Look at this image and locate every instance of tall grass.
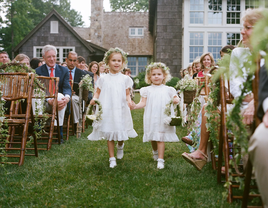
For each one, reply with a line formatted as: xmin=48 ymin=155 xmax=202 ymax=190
xmin=0 ymin=94 xmax=241 ymax=207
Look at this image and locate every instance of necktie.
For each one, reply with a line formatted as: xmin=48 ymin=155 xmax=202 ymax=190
xmin=69 ymin=70 xmax=73 ymax=87
xmin=49 ymin=67 xmax=55 ymax=94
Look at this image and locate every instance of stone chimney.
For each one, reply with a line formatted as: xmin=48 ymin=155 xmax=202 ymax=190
xmin=90 ymin=0 xmax=103 ymax=46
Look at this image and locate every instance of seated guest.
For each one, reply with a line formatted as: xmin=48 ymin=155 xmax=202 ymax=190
xmin=0 ymin=51 xmax=10 ymax=64
xmin=13 ymin=54 xmax=30 ymax=68
xmin=192 ymin=58 xmax=201 ymax=79
xmin=197 ymin=52 xmax=215 ymax=77
xmin=30 ymin=58 xmax=42 ymax=69
xmin=65 ymin=51 xmax=93 ymax=126
xmin=61 ymin=62 xmax=67 ymax=67
xmin=35 ymin=45 xmax=71 ymax=144
xmin=99 ymin=61 xmax=106 ymax=77
xmin=77 ymin=56 xmax=87 ymax=71
xmin=89 ymin=61 xmax=100 ymax=88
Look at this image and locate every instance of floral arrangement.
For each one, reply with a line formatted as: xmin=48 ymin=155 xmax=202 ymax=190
xmin=79 ymin=74 xmax=94 ymax=92
xmin=85 ymin=99 xmax=103 ymax=125
xmin=163 ymin=99 xmax=182 ymax=126
xmin=103 ymin=47 xmax=128 ymax=65
xmin=146 ymin=62 xmax=170 ymax=72
xmin=175 ymin=75 xmax=198 ymax=91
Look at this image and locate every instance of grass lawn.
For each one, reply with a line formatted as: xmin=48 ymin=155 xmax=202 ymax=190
xmin=0 ymin=94 xmax=242 ymax=207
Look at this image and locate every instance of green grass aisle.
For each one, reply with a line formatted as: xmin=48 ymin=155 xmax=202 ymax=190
xmin=0 ymin=95 xmax=241 ymax=207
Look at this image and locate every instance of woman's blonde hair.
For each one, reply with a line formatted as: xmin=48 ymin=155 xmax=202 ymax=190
xmin=145 ymin=62 xmax=171 ymax=84
xmin=242 ymin=8 xmax=266 ymax=26
xmin=200 ymin=52 xmax=215 ymax=70
xmin=13 ymin=54 xmax=30 ymax=63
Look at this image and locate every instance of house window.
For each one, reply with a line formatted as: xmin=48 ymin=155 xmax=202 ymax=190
xmin=190 ymin=0 xmax=204 ymax=24
xmin=245 ymin=0 xmax=260 ymax=9
xmin=208 ymin=33 xmax=222 ymax=61
xmin=227 ymin=0 xmax=240 ymax=24
xmin=208 ymin=0 xmax=222 ymax=24
xmin=189 ymin=32 xmax=204 ymax=62
xmin=33 ymin=46 xmax=75 ymax=62
xmin=50 ymin=21 xmax=59 ymax=34
xmin=129 ymin=27 xmax=144 ymax=37
xmin=127 ymin=57 xmax=148 ymax=76
xmin=227 ymin=33 xmax=241 ymax=46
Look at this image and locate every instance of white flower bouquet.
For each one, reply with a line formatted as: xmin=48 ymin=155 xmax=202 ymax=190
xmin=80 ymin=74 xmax=94 ymax=92
xmin=85 ymin=99 xmax=102 ymax=126
xmin=175 ymin=75 xmax=198 ymax=91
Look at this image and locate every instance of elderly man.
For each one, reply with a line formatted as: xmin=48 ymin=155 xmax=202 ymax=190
xmin=65 ymin=51 xmax=93 ymax=128
xmin=0 ymin=51 xmax=10 ymax=64
xmin=35 ymin=45 xmax=72 ymax=142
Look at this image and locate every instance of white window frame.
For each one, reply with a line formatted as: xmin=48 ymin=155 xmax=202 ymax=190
xmin=129 ymin=27 xmax=144 ymax=37
xmin=189 ymin=0 xmax=204 ymax=24
xmin=208 ymin=32 xmax=222 ymax=62
xmin=33 ymin=46 xmax=75 ymax=63
xmin=127 ymin=56 xmax=148 ymax=77
xmin=50 ymin=21 xmax=59 ymax=34
xmin=189 ymin=32 xmax=204 ymax=63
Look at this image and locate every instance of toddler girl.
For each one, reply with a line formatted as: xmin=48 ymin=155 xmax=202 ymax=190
xmin=132 ymin=62 xmax=180 ymax=169
xmin=88 ymin=47 xmax=137 ymax=168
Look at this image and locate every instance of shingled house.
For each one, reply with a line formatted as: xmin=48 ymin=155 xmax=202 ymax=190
xmin=73 ymin=0 xmax=153 ymax=77
xmin=149 ymin=0 xmax=268 ymax=75
xmin=14 ymin=9 xmax=107 ymax=63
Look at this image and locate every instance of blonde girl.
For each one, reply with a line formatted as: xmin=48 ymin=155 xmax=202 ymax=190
xmin=197 ymin=52 xmax=215 ymax=77
xmin=88 ymin=48 xmax=137 ymax=168
xmin=132 ymin=63 xmax=180 ymax=169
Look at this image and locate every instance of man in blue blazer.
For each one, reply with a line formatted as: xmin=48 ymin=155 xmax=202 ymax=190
xmin=35 ymin=45 xmax=72 ymax=141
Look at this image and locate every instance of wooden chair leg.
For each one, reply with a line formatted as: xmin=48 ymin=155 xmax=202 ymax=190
xmin=242 ymin=159 xmax=253 ymax=208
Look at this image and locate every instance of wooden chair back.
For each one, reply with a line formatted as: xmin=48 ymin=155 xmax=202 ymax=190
xmin=32 ymin=76 xmax=60 ymax=150
xmin=0 ymin=73 xmax=35 ymax=166
xmin=242 ymin=59 xmax=262 ymax=207
xmin=195 ymin=75 xmax=211 ymax=96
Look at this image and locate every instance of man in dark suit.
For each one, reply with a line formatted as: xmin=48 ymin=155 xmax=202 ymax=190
xmin=249 ymin=63 xmax=268 ymax=206
xmin=35 ymin=45 xmax=72 ymax=141
xmin=65 ymin=51 xmax=93 ymax=126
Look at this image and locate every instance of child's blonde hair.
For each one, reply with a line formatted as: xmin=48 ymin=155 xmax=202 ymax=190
xmin=145 ymin=62 xmax=172 ymax=85
xmin=103 ymin=47 xmax=128 ymax=70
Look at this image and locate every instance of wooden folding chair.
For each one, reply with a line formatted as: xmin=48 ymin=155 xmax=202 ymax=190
xmin=31 ymin=76 xmax=61 ymax=150
xmin=242 ymin=60 xmax=262 ymax=208
xmin=0 ymin=72 xmax=36 ymax=166
xmin=62 ymin=79 xmax=75 ymax=141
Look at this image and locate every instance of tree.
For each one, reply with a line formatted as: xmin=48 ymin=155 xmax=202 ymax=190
xmin=110 ymin=0 xmax=149 ymax=12
xmin=0 ymin=0 xmax=84 ymax=57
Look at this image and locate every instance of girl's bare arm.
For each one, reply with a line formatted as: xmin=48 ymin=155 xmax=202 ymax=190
xmin=90 ymin=88 xmax=101 ymax=105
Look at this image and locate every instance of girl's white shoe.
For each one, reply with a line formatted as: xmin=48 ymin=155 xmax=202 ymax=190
xmin=116 ymin=143 xmax=124 ymax=159
xmin=157 ymin=158 xmax=165 ymax=169
xmin=109 ymin=157 xmax=117 ymax=168
xmin=152 ymin=150 xmax=158 ymax=161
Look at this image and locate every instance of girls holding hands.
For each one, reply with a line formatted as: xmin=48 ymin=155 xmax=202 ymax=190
xmin=132 ymin=63 xmax=180 ymax=169
xmin=88 ymin=48 xmax=137 ymax=168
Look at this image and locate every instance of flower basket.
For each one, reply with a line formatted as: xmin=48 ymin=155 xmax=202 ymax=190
xmin=184 ymin=90 xmax=196 ymax=104
xmin=85 ymin=105 xmax=94 ymax=126
xmin=85 ymin=99 xmax=102 ymax=126
xmin=169 ymin=104 xmax=182 ymax=126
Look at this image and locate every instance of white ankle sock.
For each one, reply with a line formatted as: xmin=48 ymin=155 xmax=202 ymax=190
xmin=117 ymin=143 xmax=124 ymax=159
xmin=152 ymin=150 xmax=158 ymax=161
xmin=109 ymin=157 xmax=117 ymax=168
xmin=157 ymin=158 xmax=165 ymax=169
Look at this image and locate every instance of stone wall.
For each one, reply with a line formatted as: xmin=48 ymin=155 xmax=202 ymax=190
xmin=101 ymin=12 xmax=153 ymax=55
xmin=154 ymin=0 xmax=182 ymax=77
xmin=90 ymin=0 xmax=103 ymax=46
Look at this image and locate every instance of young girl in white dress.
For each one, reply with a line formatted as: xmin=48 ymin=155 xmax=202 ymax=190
xmin=132 ymin=63 xmax=180 ymax=169
xmin=88 ymin=48 xmax=137 ymax=168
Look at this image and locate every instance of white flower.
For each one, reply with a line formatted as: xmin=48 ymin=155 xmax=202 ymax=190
xmin=87 ymin=115 xmax=96 ymax=120
xmin=134 ymin=79 xmax=139 ymax=84
xmin=0 ymin=117 xmax=5 ymax=122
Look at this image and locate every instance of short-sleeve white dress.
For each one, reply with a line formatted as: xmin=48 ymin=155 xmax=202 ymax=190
xmin=140 ymin=84 xmax=179 ymax=142
xmin=88 ymin=72 xmax=138 ymax=141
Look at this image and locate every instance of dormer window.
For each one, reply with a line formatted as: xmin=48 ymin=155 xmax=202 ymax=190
xmin=129 ymin=27 xmax=144 ymax=37
xmin=50 ymin=21 xmax=59 ymax=33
